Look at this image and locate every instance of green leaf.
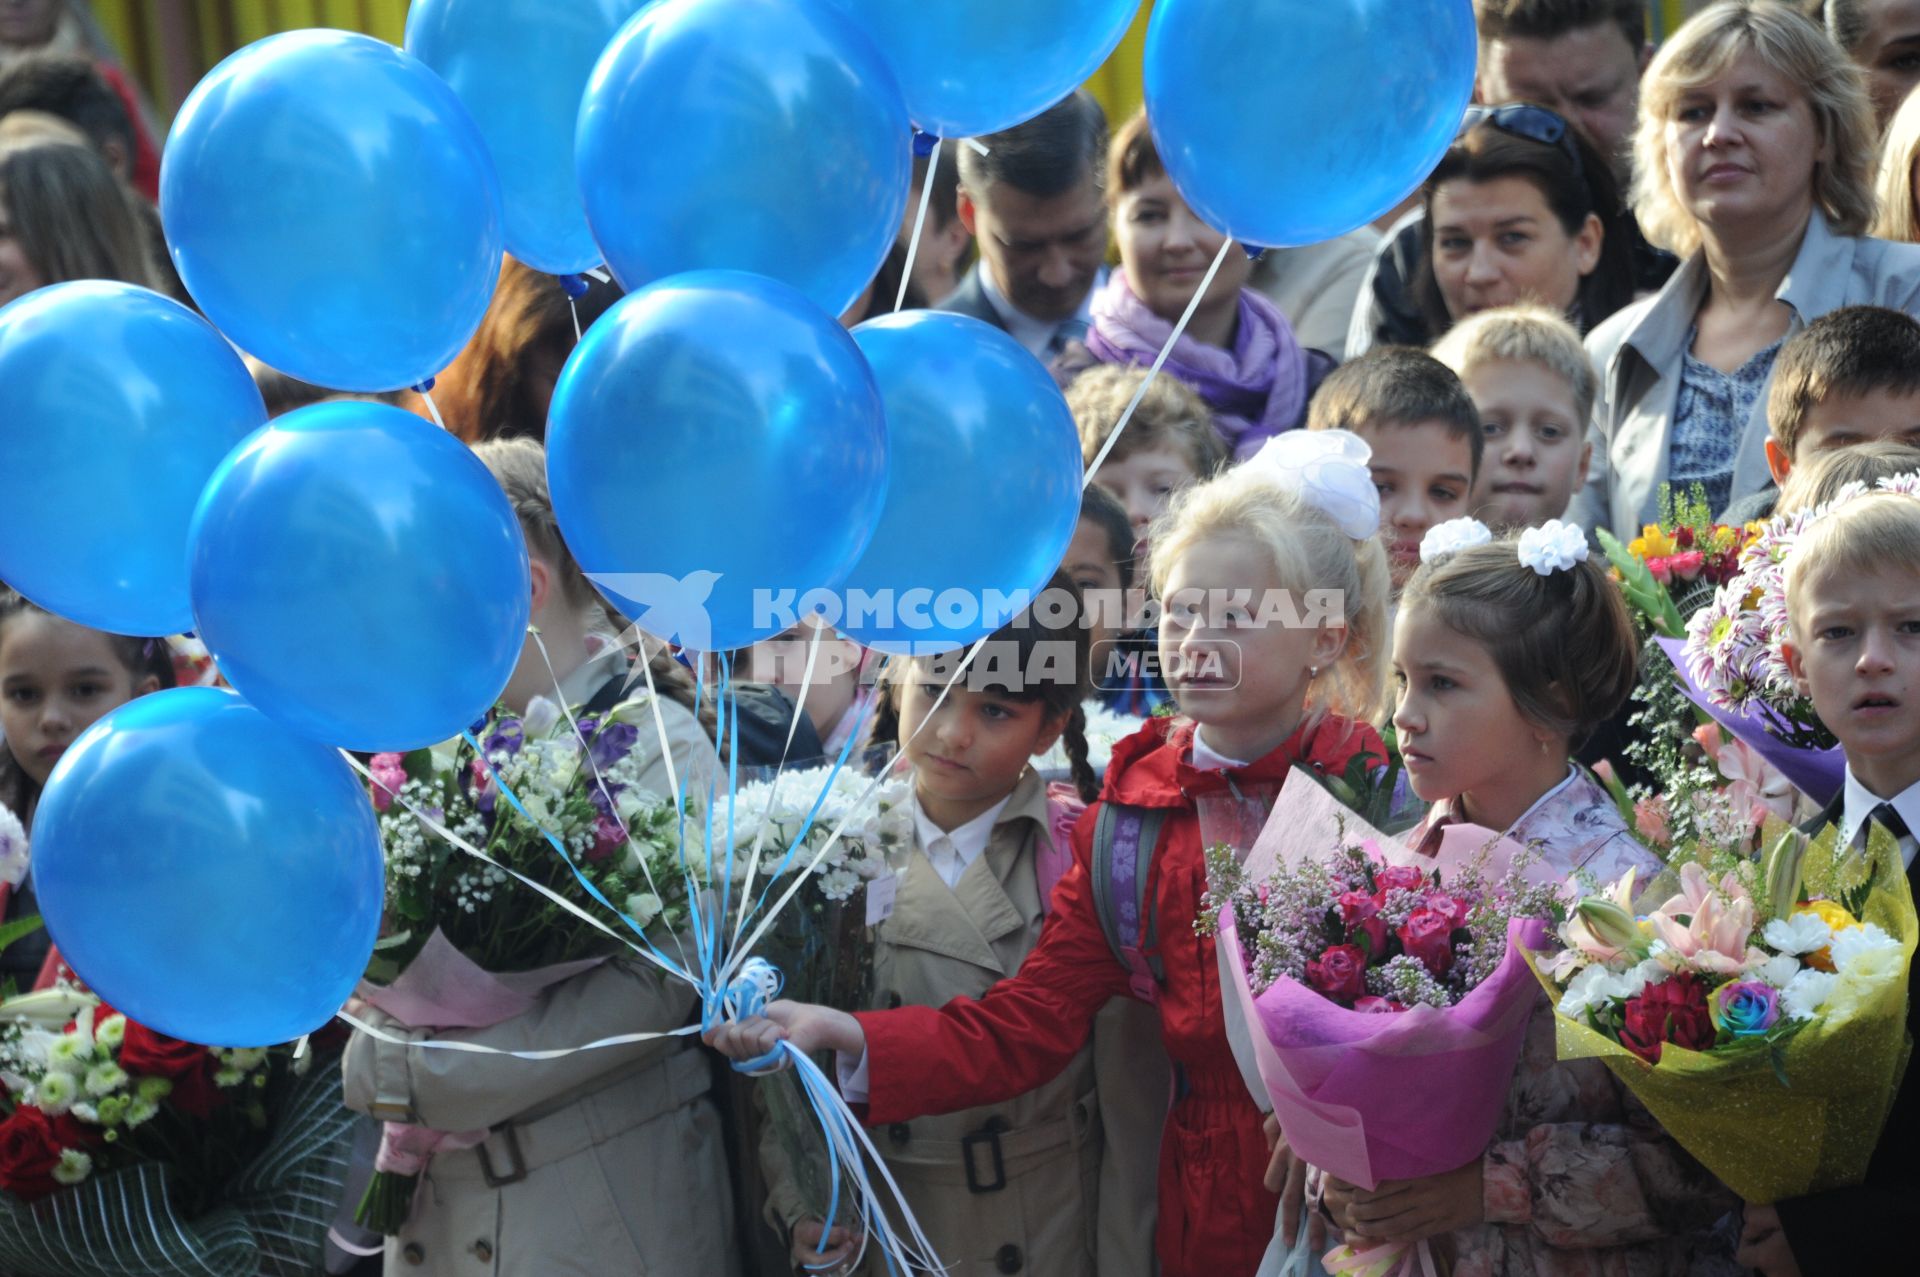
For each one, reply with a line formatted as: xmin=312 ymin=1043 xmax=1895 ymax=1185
xmin=1769 ymin=1042 xmax=1792 ymax=1089
xmin=1596 ymin=528 xmax=1686 ymax=639
xmin=0 ymin=914 xmax=43 ymax=956
xmin=371 ymin=930 xmax=413 ymax=952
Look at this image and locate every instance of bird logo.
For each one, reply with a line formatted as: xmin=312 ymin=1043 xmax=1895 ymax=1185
xmin=586 ymin=569 xmax=720 ymax=652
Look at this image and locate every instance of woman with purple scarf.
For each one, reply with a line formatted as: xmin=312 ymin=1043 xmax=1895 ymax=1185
xmin=1073 ymin=110 xmax=1336 ymax=461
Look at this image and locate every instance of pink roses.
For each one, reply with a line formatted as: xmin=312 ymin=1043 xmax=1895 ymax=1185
xmin=1307 ymin=944 xmax=1369 ymax=1003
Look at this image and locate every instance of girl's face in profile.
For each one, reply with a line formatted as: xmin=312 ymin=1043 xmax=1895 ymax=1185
xmin=0 ymin=612 xmax=156 ymax=788
xmin=896 ymin=660 xmax=1062 ymax=829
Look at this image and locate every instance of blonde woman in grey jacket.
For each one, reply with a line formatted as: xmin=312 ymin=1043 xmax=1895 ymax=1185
xmin=1571 ymin=0 xmax=1920 ymax=539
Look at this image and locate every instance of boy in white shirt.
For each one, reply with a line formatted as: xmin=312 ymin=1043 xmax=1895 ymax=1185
xmin=1746 ymin=489 xmax=1920 ymax=1277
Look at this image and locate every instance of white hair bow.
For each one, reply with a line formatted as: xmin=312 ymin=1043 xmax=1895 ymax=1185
xmin=1517 ymin=519 xmax=1589 ymax=575
xmin=1420 ymin=518 xmax=1492 ymax=563
xmin=1242 ymin=429 xmax=1380 ymax=541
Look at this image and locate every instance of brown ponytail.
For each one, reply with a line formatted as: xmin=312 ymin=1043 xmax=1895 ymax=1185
xmin=1399 ymin=542 xmax=1637 ymax=749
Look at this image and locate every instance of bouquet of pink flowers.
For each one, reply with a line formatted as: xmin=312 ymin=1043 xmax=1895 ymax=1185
xmin=1531 ymin=823 xmax=1915 ymax=1202
xmin=1203 ymin=772 xmax=1565 ymax=1276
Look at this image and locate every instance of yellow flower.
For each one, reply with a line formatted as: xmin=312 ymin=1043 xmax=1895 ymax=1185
xmin=1795 ymin=899 xmax=1859 ymax=972
xmin=1630 ymin=524 xmax=1677 ymax=560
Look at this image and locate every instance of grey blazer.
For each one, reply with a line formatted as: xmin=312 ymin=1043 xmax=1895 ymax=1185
xmin=934 ymin=264 xmax=1007 ymax=329
xmin=1571 ymin=211 xmax=1920 ymax=539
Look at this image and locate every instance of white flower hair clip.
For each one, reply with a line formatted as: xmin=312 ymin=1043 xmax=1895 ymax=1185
xmin=1242 ymin=429 xmax=1380 ymax=541
xmin=1517 ymin=519 xmax=1589 ymax=576
xmin=1420 ymin=518 xmax=1492 ymax=563
xmin=1876 ymin=470 xmax=1920 ymax=498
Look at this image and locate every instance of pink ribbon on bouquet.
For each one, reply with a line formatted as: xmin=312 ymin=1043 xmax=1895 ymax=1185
xmin=358 ymin=931 xmax=607 ymax=1194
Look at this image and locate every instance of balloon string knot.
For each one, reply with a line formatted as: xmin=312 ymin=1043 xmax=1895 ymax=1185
xmin=558 ymin=274 xmax=590 ymax=300
xmin=411 ymin=376 xmax=436 ymax=394
xmin=911 ymin=128 xmax=939 ymax=158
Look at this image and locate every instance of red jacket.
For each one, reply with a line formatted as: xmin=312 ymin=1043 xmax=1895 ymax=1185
xmin=857 ymin=714 xmax=1385 ymax=1277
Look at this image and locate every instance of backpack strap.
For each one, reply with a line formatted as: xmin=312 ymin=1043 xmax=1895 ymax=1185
xmin=1090 ymin=802 xmax=1169 ymax=1003
xmin=1036 ymin=783 xmax=1086 ymax=917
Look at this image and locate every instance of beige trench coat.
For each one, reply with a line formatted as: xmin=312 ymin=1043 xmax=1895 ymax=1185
xmin=343 ymin=962 xmax=738 ymax=1277
xmin=759 ymin=769 xmax=1164 ymax=1277
xmin=341 ymin=672 xmax=734 ymax=1277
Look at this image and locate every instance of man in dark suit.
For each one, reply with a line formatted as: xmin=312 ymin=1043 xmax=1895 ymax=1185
xmin=939 ymin=90 xmax=1109 ymax=361
xmin=1737 ymin=497 xmax=1920 ymax=1277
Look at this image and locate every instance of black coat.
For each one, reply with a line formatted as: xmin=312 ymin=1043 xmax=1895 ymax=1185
xmin=1777 ymin=794 xmax=1918 ymax=1275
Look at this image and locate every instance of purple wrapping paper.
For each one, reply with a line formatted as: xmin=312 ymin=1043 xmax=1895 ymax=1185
xmin=1654 ymin=636 xmax=1844 ymax=807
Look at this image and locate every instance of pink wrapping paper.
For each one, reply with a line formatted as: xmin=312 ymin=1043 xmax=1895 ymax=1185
xmin=1220 ymin=771 xmax=1549 ymax=1191
xmin=355 ymin=930 xmax=608 ymax=1181
xmin=357 ymin=928 xmax=605 ymax=1029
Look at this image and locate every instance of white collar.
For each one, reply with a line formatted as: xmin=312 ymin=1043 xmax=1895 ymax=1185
xmin=557 ymin=638 xmax=626 ymax=709
xmin=976 ymin=263 xmax=1102 ymax=359
xmin=1839 ymin=767 xmax=1920 ymax=869
xmin=1191 ymin=726 xmax=1252 ymax=772
xmin=911 ymin=791 xmax=1014 ymax=874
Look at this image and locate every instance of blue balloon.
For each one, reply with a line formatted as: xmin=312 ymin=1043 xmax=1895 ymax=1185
xmin=577 ymin=0 xmax=910 ymax=316
xmin=843 ymin=313 xmax=1081 ymax=654
xmin=32 ymin=688 xmax=383 ymax=1046
xmin=828 ymin=0 xmax=1142 ymax=138
xmin=188 ymin=402 xmax=530 ymax=752
xmin=161 ymin=30 xmax=505 ymax=392
xmin=547 ymin=271 xmax=888 ymax=653
xmin=1144 ymin=0 xmax=1476 ymax=246
xmin=0 ymin=282 xmax=266 ymax=636
xmin=406 ymin=0 xmax=647 ymax=275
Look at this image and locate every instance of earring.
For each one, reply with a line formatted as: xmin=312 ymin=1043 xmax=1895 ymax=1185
xmin=1308 ymin=666 xmax=1320 ymax=678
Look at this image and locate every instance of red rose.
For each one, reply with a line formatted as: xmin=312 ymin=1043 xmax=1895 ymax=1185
xmin=1397 ymin=908 xmax=1456 ymax=978
xmin=117 ymin=1022 xmax=226 ymax=1118
xmin=1353 ymin=996 xmax=1408 ymax=1014
xmin=1306 ymin=944 xmax=1368 ymax=1005
xmin=0 ymin=1107 xmax=92 ymax=1201
xmin=1337 ymin=891 xmax=1389 ymax=955
xmin=1374 ymin=865 xmax=1427 ymax=895
xmin=1420 ymin=890 xmax=1472 ymax=930
xmin=1620 ymin=973 xmax=1715 ymax=1063
xmin=1668 ymin=550 xmax=1706 ymax=582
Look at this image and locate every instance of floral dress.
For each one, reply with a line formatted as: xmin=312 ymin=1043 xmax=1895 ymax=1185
xmin=1415 ymin=768 xmax=1743 ymax=1276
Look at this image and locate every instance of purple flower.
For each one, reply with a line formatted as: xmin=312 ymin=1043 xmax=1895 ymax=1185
xmin=589 ymin=779 xmax=624 ymax=816
xmin=483 ymin=719 xmax=524 ymax=757
xmin=588 ymin=721 xmax=640 ymax=770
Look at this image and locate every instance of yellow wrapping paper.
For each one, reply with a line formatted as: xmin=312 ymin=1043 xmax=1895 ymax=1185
xmin=1528 ymin=825 xmax=1915 ymax=1204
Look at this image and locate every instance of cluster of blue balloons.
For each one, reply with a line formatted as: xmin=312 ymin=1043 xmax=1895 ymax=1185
xmin=0 ymin=0 xmax=1478 ymax=1046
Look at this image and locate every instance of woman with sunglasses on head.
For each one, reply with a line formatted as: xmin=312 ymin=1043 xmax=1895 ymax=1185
xmin=1571 ymin=0 xmax=1920 ymax=539
xmin=1416 ymin=103 xmax=1640 ymax=343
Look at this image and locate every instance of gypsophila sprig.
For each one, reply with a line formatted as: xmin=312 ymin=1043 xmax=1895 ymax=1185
xmin=1201 ymin=817 xmax=1566 ymax=1009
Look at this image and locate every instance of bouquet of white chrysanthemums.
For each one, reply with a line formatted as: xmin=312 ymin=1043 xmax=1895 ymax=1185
xmin=723 ymin=762 xmax=914 ymax=904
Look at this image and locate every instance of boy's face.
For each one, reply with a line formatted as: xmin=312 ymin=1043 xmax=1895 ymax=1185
xmin=1091 ymin=444 xmax=1202 ymax=559
xmin=1784 ymin=564 xmax=1920 ymax=798
xmin=1356 ymin=419 xmax=1476 ymax=591
xmin=1462 ymin=359 xmax=1591 ymax=531
xmin=1771 ymin=387 xmax=1920 ymax=482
